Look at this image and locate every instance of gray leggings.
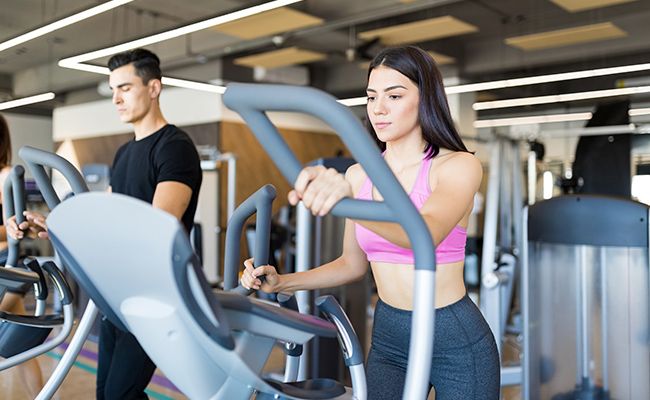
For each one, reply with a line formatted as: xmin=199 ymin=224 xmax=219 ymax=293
xmin=366 ymin=294 xmax=500 ymax=399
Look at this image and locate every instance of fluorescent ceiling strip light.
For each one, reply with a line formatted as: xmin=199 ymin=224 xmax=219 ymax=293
xmin=59 ymin=0 xmax=302 ymax=66
xmin=445 ymin=63 xmax=650 ymax=95
xmin=339 ymin=63 xmax=650 ymax=106
xmin=62 ymin=62 xmax=226 ymax=93
xmin=474 ymin=85 xmax=650 ymax=110
xmin=0 ymin=0 xmax=134 ymax=53
xmin=0 ymin=92 xmax=55 ymax=111
xmin=474 ymin=112 xmax=593 ymax=128
xmin=58 ymin=0 xmax=301 ymax=94
xmin=630 ymin=107 xmax=650 ymax=116
xmin=162 ymin=77 xmax=226 ymax=94
xmin=337 ymin=97 xmax=367 ymax=106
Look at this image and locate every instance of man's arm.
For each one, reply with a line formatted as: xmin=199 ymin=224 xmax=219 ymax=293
xmin=151 ymin=181 xmax=193 ymax=221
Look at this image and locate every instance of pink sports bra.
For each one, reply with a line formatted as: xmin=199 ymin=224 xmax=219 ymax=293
xmin=354 ymin=154 xmax=467 ymax=265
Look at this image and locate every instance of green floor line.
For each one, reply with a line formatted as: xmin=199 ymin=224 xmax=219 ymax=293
xmin=46 ymin=352 xmax=97 ymax=374
xmin=45 ymin=351 xmax=181 ymax=400
xmin=144 ymin=389 xmax=179 ymax=400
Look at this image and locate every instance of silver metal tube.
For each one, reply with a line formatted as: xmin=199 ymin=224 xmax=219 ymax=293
xmin=600 ymin=247 xmax=608 ymax=390
xmin=402 ymin=269 xmax=435 ymax=400
xmin=284 ymin=354 xmax=300 ymax=383
xmin=575 ymin=246 xmax=582 ymax=385
xmin=227 ymin=155 xmax=237 ymax=221
xmin=0 ymin=304 xmax=74 ymax=371
xmin=35 ymin=301 xmax=99 ymax=400
xmin=527 ymin=150 xmax=537 ymax=206
xmin=481 ymin=139 xmax=502 ymax=277
xmin=350 ymin=364 xmax=367 ymax=400
xmin=501 ymin=365 xmax=523 ymax=386
xmin=295 ymin=202 xmax=312 ymax=381
xmin=522 ymin=207 xmax=530 ymax=400
xmin=580 ymin=246 xmax=589 ymax=381
xmin=34 ymin=298 xmax=46 ymax=316
xmin=480 ymin=138 xmax=503 ymax=355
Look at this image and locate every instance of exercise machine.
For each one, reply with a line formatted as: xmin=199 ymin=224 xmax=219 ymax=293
xmin=0 ymin=164 xmax=75 ymax=394
xmin=16 ymin=145 xmax=100 ymax=400
xmin=43 ymin=83 xmax=437 ymax=399
xmin=523 ymin=195 xmax=649 ymax=400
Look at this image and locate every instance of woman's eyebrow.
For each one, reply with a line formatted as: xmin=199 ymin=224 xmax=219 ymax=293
xmin=366 ymin=85 xmax=408 ymax=93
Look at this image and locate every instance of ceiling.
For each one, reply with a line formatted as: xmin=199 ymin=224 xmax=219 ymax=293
xmin=2 ymin=0 xmax=650 ymax=123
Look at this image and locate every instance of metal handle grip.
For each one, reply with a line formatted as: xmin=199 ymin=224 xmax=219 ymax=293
xmin=3 ymin=165 xmax=26 ymax=268
xmin=315 ymin=295 xmax=364 ymax=367
xmin=19 ymin=146 xmax=89 ymax=209
xmin=41 ymin=261 xmax=74 ymax=306
xmin=23 ymin=259 xmax=49 ymax=301
xmin=223 ymin=184 xmax=276 ymax=295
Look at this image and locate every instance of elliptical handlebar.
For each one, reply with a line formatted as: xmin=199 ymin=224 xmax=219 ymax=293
xmin=223 ymin=184 xmax=276 ymax=295
xmin=2 ymin=166 xmax=49 ymax=301
xmin=3 ymin=165 xmax=27 ymax=268
xmin=223 ymin=82 xmax=436 ymax=400
xmin=18 ymin=146 xmax=89 ymax=209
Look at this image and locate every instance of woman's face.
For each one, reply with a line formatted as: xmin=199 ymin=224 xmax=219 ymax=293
xmin=366 ymin=66 xmax=420 ymax=145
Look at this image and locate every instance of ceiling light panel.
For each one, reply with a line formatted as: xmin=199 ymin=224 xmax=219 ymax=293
xmin=549 ymin=0 xmax=639 ymax=13
xmin=505 ymin=22 xmax=627 ymax=51
xmin=428 ymin=51 xmax=456 ymax=65
xmin=210 ymin=7 xmax=323 ymax=40
xmin=233 ymin=47 xmax=327 ymax=69
xmin=358 ymin=16 xmax=478 ymax=45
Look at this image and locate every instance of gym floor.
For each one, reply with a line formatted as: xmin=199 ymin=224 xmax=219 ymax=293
xmin=0 ymin=294 xmax=522 ymax=399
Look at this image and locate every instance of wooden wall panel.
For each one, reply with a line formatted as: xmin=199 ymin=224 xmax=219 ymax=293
xmin=219 ymin=121 xmax=353 ymax=274
xmin=71 ymin=133 xmax=132 ymax=167
xmin=69 ymin=122 xmax=219 ymax=169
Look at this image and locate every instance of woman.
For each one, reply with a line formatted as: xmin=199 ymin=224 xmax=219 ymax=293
xmin=0 ymin=113 xmax=44 ymax=398
xmin=242 ymin=45 xmax=500 ymax=399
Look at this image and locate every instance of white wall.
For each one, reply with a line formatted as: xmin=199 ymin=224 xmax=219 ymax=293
xmin=53 ymin=87 xmax=336 ymax=141
xmin=2 ymin=112 xmax=54 ymax=178
xmin=53 ymin=87 xmax=225 ymax=141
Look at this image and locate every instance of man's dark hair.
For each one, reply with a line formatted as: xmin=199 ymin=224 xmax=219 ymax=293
xmin=108 ymin=48 xmax=162 ymax=85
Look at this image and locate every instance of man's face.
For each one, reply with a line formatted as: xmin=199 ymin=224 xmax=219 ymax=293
xmin=109 ymin=63 xmax=155 ymax=125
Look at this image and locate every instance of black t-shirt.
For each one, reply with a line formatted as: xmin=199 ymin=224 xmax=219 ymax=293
xmin=111 ymin=124 xmax=202 ymax=233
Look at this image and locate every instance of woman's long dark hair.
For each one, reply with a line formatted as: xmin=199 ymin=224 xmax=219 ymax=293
xmin=365 ymin=44 xmax=469 ymax=158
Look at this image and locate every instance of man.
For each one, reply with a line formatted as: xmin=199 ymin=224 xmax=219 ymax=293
xmin=8 ymin=48 xmax=202 ymax=399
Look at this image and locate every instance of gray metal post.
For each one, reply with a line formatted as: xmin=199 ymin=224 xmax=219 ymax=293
xmin=527 ymin=149 xmax=537 ymax=206
xmin=481 ymin=137 xmax=504 ymax=355
xmin=295 ymin=202 xmax=313 ymax=381
xmin=522 ymin=206 xmax=531 ymax=400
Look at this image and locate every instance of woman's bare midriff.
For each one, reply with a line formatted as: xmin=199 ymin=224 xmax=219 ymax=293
xmin=371 ymin=259 xmax=466 ymax=310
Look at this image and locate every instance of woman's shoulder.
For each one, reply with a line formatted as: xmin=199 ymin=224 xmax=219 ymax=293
xmin=435 ymin=150 xmax=481 ymax=173
xmin=430 ymin=150 xmax=482 ymax=188
xmin=344 ymin=163 xmax=368 ymax=191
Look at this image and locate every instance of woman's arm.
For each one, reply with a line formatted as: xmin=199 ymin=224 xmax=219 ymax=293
xmin=241 ymin=217 xmax=369 ymax=293
xmin=242 ymin=165 xmax=369 ymax=293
